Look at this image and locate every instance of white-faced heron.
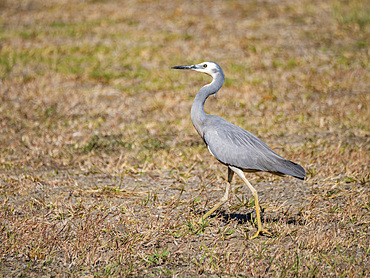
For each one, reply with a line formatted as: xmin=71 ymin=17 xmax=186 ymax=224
xmin=171 ymin=61 xmax=305 ymax=238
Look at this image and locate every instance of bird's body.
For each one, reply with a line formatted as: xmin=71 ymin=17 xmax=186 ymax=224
xmin=195 ymin=113 xmax=305 ymax=179
xmin=172 ymin=61 xmax=305 ymax=238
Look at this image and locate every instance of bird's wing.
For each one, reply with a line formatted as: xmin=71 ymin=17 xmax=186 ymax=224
xmin=203 ymin=116 xmax=305 ymax=179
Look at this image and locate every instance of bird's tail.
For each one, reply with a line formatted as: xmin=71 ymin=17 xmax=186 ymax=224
xmin=276 ymin=159 xmax=306 ymax=180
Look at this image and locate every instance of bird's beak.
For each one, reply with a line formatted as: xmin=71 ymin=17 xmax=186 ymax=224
xmin=171 ymin=65 xmax=197 ymax=70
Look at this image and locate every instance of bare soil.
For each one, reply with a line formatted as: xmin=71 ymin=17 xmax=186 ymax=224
xmin=0 ymin=0 xmax=369 ymax=277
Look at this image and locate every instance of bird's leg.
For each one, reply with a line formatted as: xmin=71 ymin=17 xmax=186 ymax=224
xmin=197 ymin=167 xmax=233 ymax=225
xmin=227 ymin=166 xmax=234 ymax=183
xmin=197 ymin=183 xmax=230 ymax=224
xmin=229 ymin=166 xmax=272 ymax=239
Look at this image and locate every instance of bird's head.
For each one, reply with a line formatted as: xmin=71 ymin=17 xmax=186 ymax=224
xmin=171 ymin=61 xmax=224 ymax=79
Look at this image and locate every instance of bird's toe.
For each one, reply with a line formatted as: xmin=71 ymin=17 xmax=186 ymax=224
xmin=251 ymin=228 xmax=272 ymax=239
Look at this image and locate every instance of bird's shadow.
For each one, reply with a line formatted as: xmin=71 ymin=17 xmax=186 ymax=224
xmin=222 ymin=212 xmax=253 ymax=224
xmin=201 ymin=208 xmax=303 ymax=226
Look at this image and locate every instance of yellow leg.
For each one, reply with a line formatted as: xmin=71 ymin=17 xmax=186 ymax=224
xmin=197 ymin=182 xmax=230 ymax=224
xmin=197 ymin=167 xmax=234 ymax=225
xmin=229 ymin=166 xmax=272 ymax=239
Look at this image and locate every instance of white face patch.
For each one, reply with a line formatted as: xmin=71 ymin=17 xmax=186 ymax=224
xmin=195 ymin=62 xmax=220 ymax=77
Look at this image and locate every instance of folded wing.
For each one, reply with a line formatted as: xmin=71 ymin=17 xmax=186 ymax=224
xmin=203 ymin=116 xmax=306 ymax=180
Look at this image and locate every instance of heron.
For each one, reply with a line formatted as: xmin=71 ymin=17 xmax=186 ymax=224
xmin=171 ymin=61 xmax=306 ymax=238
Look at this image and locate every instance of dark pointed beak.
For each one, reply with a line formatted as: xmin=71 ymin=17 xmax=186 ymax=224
xmin=171 ymin=65 xmax=197 ymax=70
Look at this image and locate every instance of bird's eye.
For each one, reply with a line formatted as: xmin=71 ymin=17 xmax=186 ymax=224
xmin=203 ymin=64 xmax=207 ymax=68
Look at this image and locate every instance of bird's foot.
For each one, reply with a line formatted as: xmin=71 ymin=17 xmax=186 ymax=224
xmin=251 ymin=228 xmax=272 ymax=239
xmin=196 ymin=217 xmax=209 ymax=226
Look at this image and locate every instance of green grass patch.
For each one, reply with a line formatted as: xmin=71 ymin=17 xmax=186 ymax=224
xmin=332 ymin=0 xmax=370 ymax=30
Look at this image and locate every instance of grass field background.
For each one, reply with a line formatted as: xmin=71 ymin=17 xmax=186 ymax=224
xmin=0 ymin=0 xmax=369 ymax=276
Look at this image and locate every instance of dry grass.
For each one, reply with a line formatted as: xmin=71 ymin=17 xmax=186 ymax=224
xmin=0 ymin=0 xmax=369 ymax=276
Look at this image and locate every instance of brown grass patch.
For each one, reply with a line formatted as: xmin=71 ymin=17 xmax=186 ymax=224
xmin=0 ymin=0 xmax=369 ymax=276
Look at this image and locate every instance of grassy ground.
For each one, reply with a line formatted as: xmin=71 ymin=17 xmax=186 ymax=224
xmin=0 ymin=0 xmax=369 ymax=276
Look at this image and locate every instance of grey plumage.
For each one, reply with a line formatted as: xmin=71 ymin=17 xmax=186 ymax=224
xmin=203 ymin=117 xmax=305 ymax=179
xmin=172 ymin=61 xmax=305 ymax=238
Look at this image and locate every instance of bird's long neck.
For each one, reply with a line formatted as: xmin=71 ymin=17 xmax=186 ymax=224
xmin=191 ymin=73 xmax=225 ymax=137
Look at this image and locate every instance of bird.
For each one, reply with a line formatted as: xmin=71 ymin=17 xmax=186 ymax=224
xmin=171 ymin=61 xmax=306 ymax=239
